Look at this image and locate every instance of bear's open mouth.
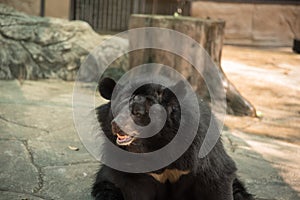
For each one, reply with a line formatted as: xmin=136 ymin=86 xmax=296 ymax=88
xmin=116 ymin=133 xmax=135 ymax=146
xmin=111 ymin=121 xmax=135 ymax=146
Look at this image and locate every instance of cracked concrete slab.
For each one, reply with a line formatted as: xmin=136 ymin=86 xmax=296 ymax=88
xmin=0 ymin=191 xmax=44 ymax=200
xmin=0 ymin=119 xmax=45 ymax=140
xmin=0 ymin=104 xmax=73 ymax=132
xmin=38 ymin=163 xmax=99 ymax=200
xmin=28 ymin=126 xmax=96 ymax=167
xmin=0 ymin=140 xmax=40 ymax=194
xmin=0 ymin=79 xmax=75 ymax=132
xmin=0 ymin=80 xmax=99 ymax=199
xmin=223 ymin=131 xmax=300 ymax=200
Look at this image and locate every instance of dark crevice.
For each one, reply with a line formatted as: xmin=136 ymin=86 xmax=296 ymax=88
xmin=226 ymin=136 xmax=237 ymax=153
xmin=0 ymin=138 xmax=22 ymax=141
xmin=0 ymin=188 xmax=49 ymax=200
xmin=0 ymin=99 xmax=73 ymax=108
xmin=41 ymin=33 xmax=76 ymax=47
xmin=19 ymin=41 xmax=41 ymax=68
xmin=0 ymin=21 xmax=53 ymax=27
xmin=41 ymin=160 xmax=99 ymax=168
xmin=22 ymin=140 xmax=44 ymax=193
xmin=0 ymin=12 xmax=29 ymax=18
xmin=0 ymin=115 xmax=49 ymax=133
xmin=0 ymin=24 xmax=75 ymax=47
xmin=0 ymin=29 xmax=22 ymax=41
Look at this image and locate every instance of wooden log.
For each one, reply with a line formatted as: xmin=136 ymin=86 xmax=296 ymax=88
xmin=129 ymin=14 xmax=256 ymax=116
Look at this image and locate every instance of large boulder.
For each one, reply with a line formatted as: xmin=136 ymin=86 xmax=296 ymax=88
xmin=0 ymin=4 xmax=128 ymax=81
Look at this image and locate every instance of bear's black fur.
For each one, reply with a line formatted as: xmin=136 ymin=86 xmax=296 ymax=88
xmin=92 ymin=77 xmax=253 ymax=200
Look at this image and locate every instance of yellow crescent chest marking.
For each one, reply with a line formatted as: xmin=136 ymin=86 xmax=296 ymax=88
xmin=148 ymin=169 xmax=190 ymax=183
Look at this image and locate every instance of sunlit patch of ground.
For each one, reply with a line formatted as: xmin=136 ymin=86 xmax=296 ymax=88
xmin=222 ymin=45 xmax=300 ymax=144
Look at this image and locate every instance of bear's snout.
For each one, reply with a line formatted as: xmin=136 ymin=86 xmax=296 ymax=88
xmin=111 ymin=120 xmax=121 ymax=136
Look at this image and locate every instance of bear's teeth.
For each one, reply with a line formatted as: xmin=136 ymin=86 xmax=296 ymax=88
xmin=116 ymin=134 xmax=134 ymax=145
xmin=117 ymin=133 xmax=128 ymax=140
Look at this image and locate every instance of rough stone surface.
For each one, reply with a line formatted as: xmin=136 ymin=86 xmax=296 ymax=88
xmin=38 ymin=164 xmax=99 ymax=199
xmin=0 ymin=191 xmax=44 ymax=200
xmin=223 ymin=131 xmax=300 ymax=200
xmin=0 ymin=4 xmax=128 ymax=81
xmin=0 ymin=140 xmax=40 ymax=194
xmin=0 ymin=0 xmax=40 ymax=16
xmin=28 ymin=126 xmax=96 ymax=167
xmin=191 ymin=2 xmax=300 ymax=46
xmin=77 ymin=37 xmax=128 ymax=82
xmin=0 ymin=80 xmax=100 ymax=199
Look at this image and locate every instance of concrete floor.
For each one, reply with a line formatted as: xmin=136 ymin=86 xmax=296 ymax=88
xmin=0 ymin=45 xmax=299 ymax=200
xmin=222 ymin=45 xmax=300 ymax=144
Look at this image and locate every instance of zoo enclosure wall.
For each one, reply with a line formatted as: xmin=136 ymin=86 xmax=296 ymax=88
xmin=0 ymin=0 xmax=299 ymax=46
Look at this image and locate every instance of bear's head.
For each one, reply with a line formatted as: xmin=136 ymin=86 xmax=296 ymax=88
xmin=98 ymin=77 xmax=186 ymax=153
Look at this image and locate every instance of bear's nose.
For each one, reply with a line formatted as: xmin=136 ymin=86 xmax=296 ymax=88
xmin=132 ymin=104 xmax=145 ymax=117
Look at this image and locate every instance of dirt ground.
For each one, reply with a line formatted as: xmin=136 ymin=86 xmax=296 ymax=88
xmin=222 ymin=45 xmax=300 ymax=144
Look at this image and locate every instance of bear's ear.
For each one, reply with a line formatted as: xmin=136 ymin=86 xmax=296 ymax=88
xmin=98 ymin=77 xmax=116 ymax=100
xmin=172 ymin=80 xmax=186 ymax=99
xmin=162 ymin=81 xmax=187 ymax=104
xmin=163 ymin=80 xmax=187 ymax=101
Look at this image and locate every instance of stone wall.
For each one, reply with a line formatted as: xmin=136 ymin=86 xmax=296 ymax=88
xmin=191 ymin=2 xmax=300 ymax=46
xmin=0 ymin=0 xmax=70 ymax=19
xmin=0 ymin=0 xmax=40 ymax=16
xmin=45 ymin=0 xmax=70 ymax=19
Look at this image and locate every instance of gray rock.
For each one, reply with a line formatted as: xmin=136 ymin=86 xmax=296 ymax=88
xmin=77 ymin=36 xmax=128 ymax=82
xmin=0 ymin=4 xmax=128 ymax=81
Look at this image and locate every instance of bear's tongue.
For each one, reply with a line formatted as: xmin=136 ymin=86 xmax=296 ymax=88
xmin=116 ymin=134 xmax=133 ymax=145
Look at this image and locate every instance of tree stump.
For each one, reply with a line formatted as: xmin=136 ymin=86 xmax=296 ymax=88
xmin=129 ymin=14 xmax=256 ymax=116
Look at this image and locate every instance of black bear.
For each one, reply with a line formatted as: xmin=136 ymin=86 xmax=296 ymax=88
xmin=92 ymin=77 xmax=253 ymax=200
